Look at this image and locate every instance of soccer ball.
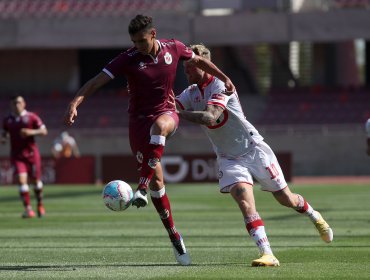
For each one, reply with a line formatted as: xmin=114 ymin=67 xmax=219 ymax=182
xmin=102 ymin=180 xmax=133 ymax=211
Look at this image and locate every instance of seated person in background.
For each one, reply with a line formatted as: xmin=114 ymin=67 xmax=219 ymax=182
xmin=51 ymin=131 xmax=80 ymax=159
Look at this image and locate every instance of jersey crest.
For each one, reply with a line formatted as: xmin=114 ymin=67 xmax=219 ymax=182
xmin=164 ymin=52 xmax=172 ymax=65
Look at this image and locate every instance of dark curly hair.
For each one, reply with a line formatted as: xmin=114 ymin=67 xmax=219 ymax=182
xmin=128 ymin=15 xmax=153 ymax=35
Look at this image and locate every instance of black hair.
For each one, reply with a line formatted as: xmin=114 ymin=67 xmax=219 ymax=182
xmin=10 ymin=95 xmax=23 ymax=101
xmin=128 ymin=14 xmax=153 ymax=35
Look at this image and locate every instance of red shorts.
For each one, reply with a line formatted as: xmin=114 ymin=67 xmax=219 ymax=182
xmin=129 ymin=111 xmax=179 ymax=166
xmin=11 ymin=153 xmax=42 ymax=181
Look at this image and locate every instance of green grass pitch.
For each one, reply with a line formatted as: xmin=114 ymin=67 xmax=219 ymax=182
xmin=0 ymin=183 xmax=369 ymax=279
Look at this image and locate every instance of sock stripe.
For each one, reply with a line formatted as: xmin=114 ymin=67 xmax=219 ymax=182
xmin=246 ymin=219 xmax=264 ymax=232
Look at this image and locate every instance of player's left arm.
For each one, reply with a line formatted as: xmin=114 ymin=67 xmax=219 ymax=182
xmin=189 ymin=55 xmax=235 ymax=94
xmin=178 ymin=104 xmax=225 ymax=126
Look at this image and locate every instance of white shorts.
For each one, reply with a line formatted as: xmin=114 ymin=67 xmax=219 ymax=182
xmin=218 ymin=141 xmax=287 ymax=193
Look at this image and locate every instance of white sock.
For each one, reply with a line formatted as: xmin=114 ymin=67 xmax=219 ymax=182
xmin=249 ymin=226 xmax=273 ymax=255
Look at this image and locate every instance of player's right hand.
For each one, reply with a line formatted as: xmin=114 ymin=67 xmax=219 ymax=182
xmin=64 ymin=104 xmax=78 ymax=126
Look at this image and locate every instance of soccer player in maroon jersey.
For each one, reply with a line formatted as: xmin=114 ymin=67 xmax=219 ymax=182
xmin=64 ymin=14 xmax=235 ymax=265
xmin=1 ymin=96 xmax=48 ymax=218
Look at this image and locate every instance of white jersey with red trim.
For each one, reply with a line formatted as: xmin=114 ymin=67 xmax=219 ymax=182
xmin=176 ymin=77 xmax=263 ymax=158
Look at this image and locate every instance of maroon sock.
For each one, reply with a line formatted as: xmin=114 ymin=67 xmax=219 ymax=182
xmin=34 ymin=189 xmax=43 ymax=206
xmin=138 ymin=144 xmax=164 ymax=190
xmin=151 ymin=192 xmax=180 ymax=241
xmin=20 ymin=191 xmax=31 ymax=208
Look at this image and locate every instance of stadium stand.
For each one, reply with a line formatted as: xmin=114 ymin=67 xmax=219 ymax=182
xmin=256 ymin=87 xmax=370 ymax=125
xmin=1 ymin=87 xmax=368 ymax=131
xmin=0 ymin=0 xmax=183 ymax=19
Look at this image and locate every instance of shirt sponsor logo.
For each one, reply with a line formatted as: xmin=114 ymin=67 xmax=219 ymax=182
xmin=164 ymin=52 xmax=172 ymax=65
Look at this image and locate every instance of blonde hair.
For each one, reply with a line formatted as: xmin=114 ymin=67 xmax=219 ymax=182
xmin=190 ymin=44 xmax=211 ymax=61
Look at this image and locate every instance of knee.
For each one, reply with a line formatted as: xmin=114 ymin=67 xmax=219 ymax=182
xmin=238 ymin=199 xmax=253 ymax=212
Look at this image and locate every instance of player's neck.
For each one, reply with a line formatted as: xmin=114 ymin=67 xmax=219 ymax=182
xmin=197 ymin=74 xmax=213 ymax=89
xmin=13 ymin=109 xmax=26 ymax=116
xmin=149 ymin=40 xmax=159 ymax=57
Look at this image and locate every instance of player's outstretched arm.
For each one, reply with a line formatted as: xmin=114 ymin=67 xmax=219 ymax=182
xmin=178 ymin=104 xmax=224 ymax=126
xmin=190 ymin=55 xmax=235 ymax=93
xmin=64 ymin=72 xmax=111 ymax=126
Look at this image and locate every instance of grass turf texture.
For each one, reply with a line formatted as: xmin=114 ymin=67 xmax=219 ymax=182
xmin=0 ymin=183 xmax=369 ymax=279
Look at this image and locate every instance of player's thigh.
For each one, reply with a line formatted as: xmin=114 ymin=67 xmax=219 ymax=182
xmin=28 ymin=160 xmax=42 ymax=184
xmin=129 ymin=118 xmax=152 ymax=168
xmin=11 ymin=159 xmax=28 ymax=184
xmin=218 ymin=157 xmax=253 ymax=193
xmin=250 ymin=141 xmax=287 ymax=192
xmin=151 ymin=111 xmax=179 ymax=137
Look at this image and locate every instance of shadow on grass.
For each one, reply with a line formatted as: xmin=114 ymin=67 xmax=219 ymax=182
xmin=0 ymin=262 xmax=243 ymax=271
xmin=0 ymin=190 xmax=102 ymax=203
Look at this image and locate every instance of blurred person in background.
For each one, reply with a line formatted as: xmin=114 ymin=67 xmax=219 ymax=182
xmin=366 ymin=119 xmax=370 ymax=155
xmin=64 ymin=14 xmax=235 ymax=266
xmin=1 ymin=96 xmax=47 ymax=218
xmin=51 ymin=131 xmax=80 ymax=159
xmin=176 ymin=44 xmax=333 ymax=267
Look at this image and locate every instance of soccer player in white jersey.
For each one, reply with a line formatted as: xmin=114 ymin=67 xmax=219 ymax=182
xmin=366 ymin=119 xmax=370 ymax=155
xmin=176 ymin=44 xmax=333 ymax=267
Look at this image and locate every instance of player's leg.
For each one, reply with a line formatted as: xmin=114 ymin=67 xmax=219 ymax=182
xmin=229 ymin=183 xmax=279 ymax=267
xmin=30 ymin=156 xmax=45 ymax=217
xmin=253 ymin=141 xmax=333 ymax=243
xmin=30 ymin=179 xmax=45 ymax=217
xmin=132 ymin=112 xmax=178 ymax=207
xmin=13 ymin=160 xmax=35 ymax=218
xmin=272 ymin=187 xmax=333 ymax=243
xmin=148 ymin=164 xmax=191 ymax=265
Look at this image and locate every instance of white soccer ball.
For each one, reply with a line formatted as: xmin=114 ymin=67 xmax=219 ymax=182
xmin=102 ymin=180 xmax=133 ymax=211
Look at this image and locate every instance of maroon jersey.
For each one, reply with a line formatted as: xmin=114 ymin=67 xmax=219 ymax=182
xmin=103 ymin=39 xmax=194 ymax=117
xmin=2 ymin=111 xmax=44 ymax=160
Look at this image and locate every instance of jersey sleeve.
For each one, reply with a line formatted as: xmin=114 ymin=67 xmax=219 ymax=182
xmin=206 ymin=79 xmax=231 ymax=109
xmin=31 ymin=113 xmax=45 ymax=129
xmin=176 ymin=89 xmax=193 ymax=111
xmin=102 ymin=53 xmax=128 ymax=79
xmin=175 ymin=40 xmax=195 ymax=61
